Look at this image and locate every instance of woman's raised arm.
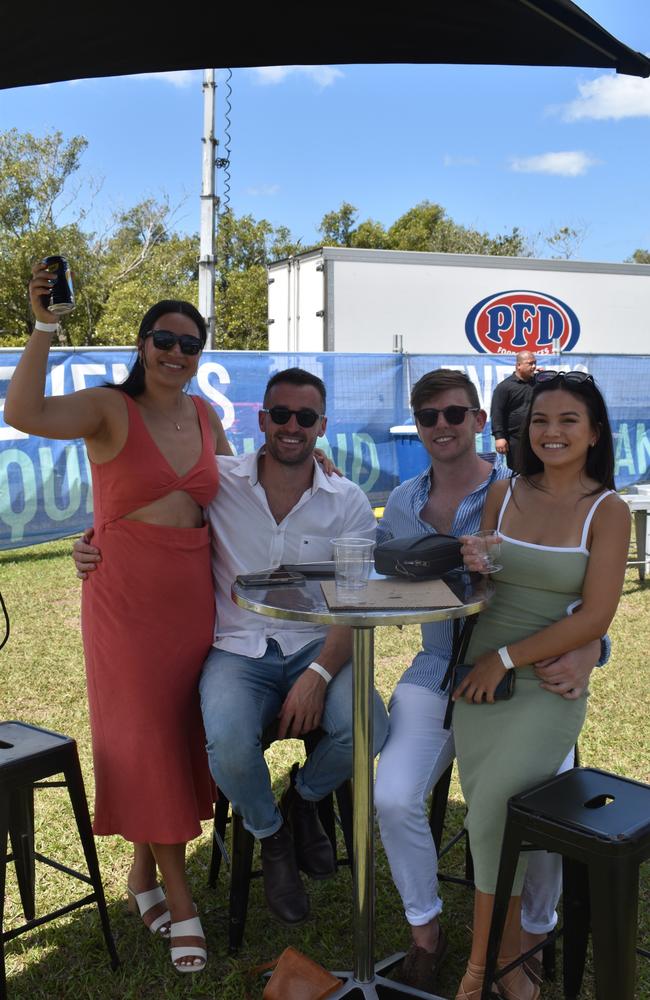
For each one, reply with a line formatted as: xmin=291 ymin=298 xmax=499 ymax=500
xmin=4 ymin=263 xmax=110 ymax=442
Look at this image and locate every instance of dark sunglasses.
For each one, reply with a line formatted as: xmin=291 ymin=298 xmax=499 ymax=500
xmin=533 ymin=370 xmax=594 ymax=388
xmin=262 ymin=406 xmax=324 ymax=428
xmin=145 ymin=329 xmax=203 ymax=355
xmin=413 ymin=405 xmax=479 ymax=428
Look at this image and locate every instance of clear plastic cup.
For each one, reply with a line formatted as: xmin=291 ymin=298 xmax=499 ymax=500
xmin=331 ymin=537 xmax=375 ymax=596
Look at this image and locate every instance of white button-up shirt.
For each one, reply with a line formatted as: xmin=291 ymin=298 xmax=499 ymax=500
xmin=208 ymin=449 xmax=377 ymax=657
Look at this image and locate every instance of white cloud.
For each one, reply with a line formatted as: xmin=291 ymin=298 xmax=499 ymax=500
xmin=509 ymin=151 xmax=598 ymax=177
xmin=69 ymin=70 xmax=199 ymax=88
xmin=250 ymin=65 xmax=343 ymax=88
xmin=443 ymin=154 xmax=479 ymax=167
xmin=558 ymin=71 xmax=650 ymax=121
xmin=246 ymin=184 xmax=281 ymax=197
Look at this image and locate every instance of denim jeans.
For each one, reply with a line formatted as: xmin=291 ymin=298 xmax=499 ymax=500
xmin=199 ymin=638 xmax=389 ymax=839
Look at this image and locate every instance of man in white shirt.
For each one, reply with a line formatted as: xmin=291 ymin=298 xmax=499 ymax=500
xmin=199 ymin=368 xmax=388 ymax=925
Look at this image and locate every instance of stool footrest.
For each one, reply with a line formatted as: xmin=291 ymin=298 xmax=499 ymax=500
xmin=33 ymin=851 xmax=93 ymax=886
xmin=2 ymin=893 xmax=97 ymax=943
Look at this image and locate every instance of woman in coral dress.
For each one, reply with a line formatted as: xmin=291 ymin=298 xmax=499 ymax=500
xmin=5 ymin=264 xmax=232 ymax=973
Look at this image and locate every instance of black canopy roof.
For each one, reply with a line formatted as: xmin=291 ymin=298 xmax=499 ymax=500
xmin=1 ymin=0 xmax=648 ymax=90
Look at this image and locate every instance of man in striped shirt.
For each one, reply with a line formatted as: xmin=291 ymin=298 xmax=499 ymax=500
xmin=374 ymin=368 xmax=603 ymax=993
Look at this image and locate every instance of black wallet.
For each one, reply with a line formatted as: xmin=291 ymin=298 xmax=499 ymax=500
xmin=451 ymin=663 xmax=515 ymax=701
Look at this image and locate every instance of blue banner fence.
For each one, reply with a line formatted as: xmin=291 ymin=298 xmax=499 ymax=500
xmin=1 ymin=350 xmax=649 ymax=550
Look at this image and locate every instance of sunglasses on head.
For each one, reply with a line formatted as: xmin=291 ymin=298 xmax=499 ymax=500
xmin=413 ymin=405 xmax=479 ymax=428
xmin=262 ymin=406 xmax=324 ymax=428
xmin=533 ymin=370 xmax=594 ymax=388
xmin=145 ymin=329 xmax=203 ymax=355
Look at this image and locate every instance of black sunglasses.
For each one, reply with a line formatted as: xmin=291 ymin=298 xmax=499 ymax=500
xmin=145 ymin=329 xmax=203 ymax=355
xmin=262 ymin=406 xmax=324 ymax=428
xmin=413 ymin=405 xmax=479 ymax=428
xmin=533 ymin=370 xmax=594 ymax=388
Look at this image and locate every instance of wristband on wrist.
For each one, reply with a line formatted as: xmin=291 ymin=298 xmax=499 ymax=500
xmin=497 ymin=645 xmax=515 ymax=670
xmin=33 ymin=319 xmax=60 ymax=333
xmin=307 ymin=662 xmax=332 ymax=685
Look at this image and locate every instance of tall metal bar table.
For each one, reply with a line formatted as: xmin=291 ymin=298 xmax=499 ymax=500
xmin=233 ymin=571 xmax=493 ymax=999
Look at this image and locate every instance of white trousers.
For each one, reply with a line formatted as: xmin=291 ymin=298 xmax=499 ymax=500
xmin=375 ymin=683 xmax=574 ymax=933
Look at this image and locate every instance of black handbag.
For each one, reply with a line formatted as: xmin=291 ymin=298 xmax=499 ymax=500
xmin=451 ymin=663 xmax=515 ymax=701
xmin=373 ymin=534 xmax=462 ymax=580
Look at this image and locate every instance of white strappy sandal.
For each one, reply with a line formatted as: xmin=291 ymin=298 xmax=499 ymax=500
xmin=170 ymin=914 xmax=207 ymax=973
xmin=127 ymin=884 xmax=171 ymax=937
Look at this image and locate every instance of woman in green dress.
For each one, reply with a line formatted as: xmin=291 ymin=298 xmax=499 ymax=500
xmin=453 ymin=371 xmax=630 ymax=1000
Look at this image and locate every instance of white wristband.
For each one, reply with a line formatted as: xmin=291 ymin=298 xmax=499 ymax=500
xmin=34 ymin=319 xmax=60 ymax=333
xmin=307 ymin=662 xmax=332 ymax=685
xmin=497 ymin=645 xmax=515 ymax=670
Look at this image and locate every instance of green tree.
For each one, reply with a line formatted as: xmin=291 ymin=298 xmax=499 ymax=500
xmin=0 ymin=129 xmax=102 ymax=346
xmin=94 ymin=199 xmax=200 ymax=344
xmin=318 ymin=202 xmax=359 ymax=247
xmin=214 ymin=209 xmax=305 ymax=349
xmin=627 ymin=249 xmax=650 ymax=264
xmin=317 ymin=200 xmax=527 ymax=257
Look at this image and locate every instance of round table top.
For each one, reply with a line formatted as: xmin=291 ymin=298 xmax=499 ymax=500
xmin=232 ymin=571 xmax=493 ymax=628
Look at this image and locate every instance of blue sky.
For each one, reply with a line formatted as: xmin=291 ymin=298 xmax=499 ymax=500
xmin=1 ymin=0 xmax=648 ymax=263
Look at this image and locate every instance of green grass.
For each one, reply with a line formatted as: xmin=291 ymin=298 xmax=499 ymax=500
xmin=1 ymin=539 xmax=648 ymax=999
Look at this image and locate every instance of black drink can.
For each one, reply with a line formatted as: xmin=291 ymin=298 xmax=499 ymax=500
xmin=41 ymin=256 xmax=75 ymax=315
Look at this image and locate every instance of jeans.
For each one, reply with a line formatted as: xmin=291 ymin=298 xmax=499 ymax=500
xmin=200 ymin=638 xmax=389 ymax=839
xmin=375 ymin=682 xmax=572 ymax=933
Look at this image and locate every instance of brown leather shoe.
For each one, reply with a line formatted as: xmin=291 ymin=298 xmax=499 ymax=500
xmin=400 ymin=926 xmax=448 ymax=992
xmin=280 ymin=763 xmax=336 ymax=879
xmin=260 ymin=822 xmax=310 ymax=924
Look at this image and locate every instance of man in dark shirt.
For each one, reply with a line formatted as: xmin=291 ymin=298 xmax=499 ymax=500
xmin=490 ymin=351 xmax=537 ymax=469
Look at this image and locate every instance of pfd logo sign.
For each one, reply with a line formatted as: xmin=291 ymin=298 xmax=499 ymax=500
xmin=465 ymin=290 xmax=580 ymax=354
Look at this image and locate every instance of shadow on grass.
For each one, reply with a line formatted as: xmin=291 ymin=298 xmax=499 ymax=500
xmin=0 ymin=542 xmax=77 ymax=567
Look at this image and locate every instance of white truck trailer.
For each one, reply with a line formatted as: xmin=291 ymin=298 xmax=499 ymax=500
xmin=267 ymin=247 xmax=650 ymax=356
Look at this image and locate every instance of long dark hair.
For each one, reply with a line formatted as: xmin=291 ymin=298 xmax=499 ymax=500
xmin=516 ymin=375 xmax=616 ymax=492
xmin=106 ymin=300 xmax=207 ymax=398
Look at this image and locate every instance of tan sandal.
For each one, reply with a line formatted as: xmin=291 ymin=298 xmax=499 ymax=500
xmin=456 ymin=959 xmax=489 ymax=999
xmin=496 ymin=956 xmax=540 ymax=1000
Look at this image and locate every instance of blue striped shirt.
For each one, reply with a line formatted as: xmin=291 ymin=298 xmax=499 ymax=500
xmin=377 ymin=456 xmax=509 ymax=694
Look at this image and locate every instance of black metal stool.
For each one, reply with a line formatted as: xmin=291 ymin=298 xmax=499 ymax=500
xmin=429 ymin=761 xmax=475 ymax=891
xmin=0 ymin=721 xmax=119 ymax=1000
xmin=483 ymin=767 xmax=650 ymax=1000
xmin=207 ymin=725 xmax=354 ymax=951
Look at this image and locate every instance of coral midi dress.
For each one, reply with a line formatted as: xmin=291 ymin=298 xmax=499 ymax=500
xmin=81 ymin=393 xmax=218 ymax=843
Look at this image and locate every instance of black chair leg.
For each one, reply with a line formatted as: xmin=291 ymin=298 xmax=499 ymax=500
xmin=63 ymin=748 xmax=119 ymax=971
xmin=541 ymin=936 xmax=556 ymax=983
xmin=335 ymin=781 xmax=354 ymax=867
xmin=464 ymin=831 xmax=475 ymax=884
xmin=562 ymin=858 xmax=590 ymax=999
xmin=316 ymin=794 xmax=337 ymax=859
xmin=0 ymin=796 xmax=9 ymax=1000
xmin=589 ymin=857 xmax=639 ymax=1000
xmin=8 ymin=786 xmax=35 ymax=920
xmin=229 ymin=813 xmax=255 ymax=953
xmin=209 ymin=794 xmax=230 ymax=888
xmin=429 ymin=763 xmax=453 ymax=855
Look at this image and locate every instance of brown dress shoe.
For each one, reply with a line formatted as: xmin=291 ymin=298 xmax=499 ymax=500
xmin=280 ymin=763 xmax=336 ymax=879
xmin=400 ymin=926 xmax=448 ymax=992
xmin=260 ymin=822 xmax=310 ymax=924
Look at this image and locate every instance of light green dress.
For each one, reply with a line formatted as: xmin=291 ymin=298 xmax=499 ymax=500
xmin=453 ymin=485 xmax=612 ymax=895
